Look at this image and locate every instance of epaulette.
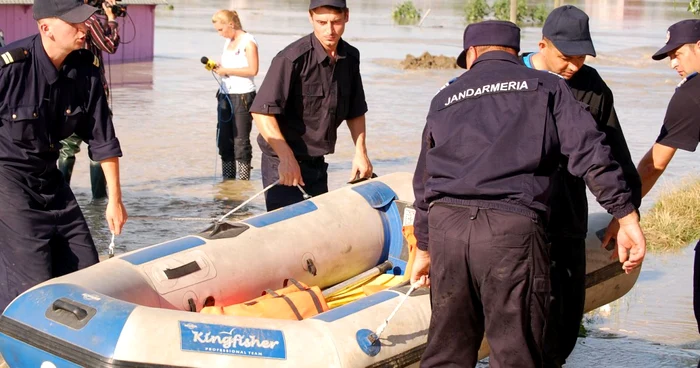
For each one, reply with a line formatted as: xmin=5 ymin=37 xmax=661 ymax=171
xmin=0 ymin=48 xmax=29 ymax=68
xmin=677 ymin=72 xmax=698 ymax=88
xmin=436 ymin=77 xmax=458 ymax=95
xmin=281 ymin=36 xmax=313 ymax=63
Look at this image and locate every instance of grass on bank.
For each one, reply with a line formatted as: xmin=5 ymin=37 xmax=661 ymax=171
xmin=392 ymin=1 xmax=422 ymax=25
xmin=641 ymin=177 xmax=700 ymax=252
xmin=464 ymin=0 xmax=549 ymax=26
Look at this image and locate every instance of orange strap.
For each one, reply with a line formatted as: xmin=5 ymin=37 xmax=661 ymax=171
xmin=201 ymin=279 xmax=329 ymax=320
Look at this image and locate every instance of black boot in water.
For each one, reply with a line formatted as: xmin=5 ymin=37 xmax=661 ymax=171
xmin=222 ymin=160 xmax=235 ymax=180
xmin=58 ymin=157 xmax=76 ymax=184
xmin=90 ymin=161 xmax=108 ymax=200
xmin=237 ymin=161 xmax=252 ymax=181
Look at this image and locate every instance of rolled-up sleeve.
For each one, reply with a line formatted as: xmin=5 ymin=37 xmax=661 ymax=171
xmin=249 ymin=55 xmax=293 ymax=116
xmin=79 ymin=66 xmax=122 ymax=161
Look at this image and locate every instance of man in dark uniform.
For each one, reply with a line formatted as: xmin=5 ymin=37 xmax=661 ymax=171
xmin=631 ymin=18 xmax=700 ymax=335
xmin=409 ymin=21 xmax=646 ymax=367
xmin=249 ymin=0 xmax=373 ymax=211
xmin=0 ymin=0 xmax=127 ymax=310
xmin=519 ymin=6 xmax=643 ymax=367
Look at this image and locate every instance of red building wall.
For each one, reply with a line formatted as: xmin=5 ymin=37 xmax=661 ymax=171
xmin=0 ymin=4 xmax=156 ymax=64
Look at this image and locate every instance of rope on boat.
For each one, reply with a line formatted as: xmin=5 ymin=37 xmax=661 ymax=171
xmin=217 ymin=179 xmax=280 ymax=223
xmin=125 ymin=181 xmax=310 ymax=224
xmin=374 ymin=284 xmax=417 ymax=340
xmin=108 ymin=233 xmax=115 ymax=258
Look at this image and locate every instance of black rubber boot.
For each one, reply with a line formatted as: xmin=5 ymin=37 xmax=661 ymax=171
xmin=58 ymin=157 xmax=76 ymax=184
xmin=222 ymin=160 xmax=235 ymax=180
xmin=237 ymin=160 xmax=252 ymax=181
xmin=90 ymin=161 xmax=108 ymax=199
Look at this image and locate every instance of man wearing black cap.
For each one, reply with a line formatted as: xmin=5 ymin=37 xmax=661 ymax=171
xmin=635 ymin=18 xmax=700 ymax=334
xmin=0 ymin=0 xmax=127 ymax=310
xmin=519 ymin=6 xmax=642 ymax=367
xmin=249 ymin=0 xmax=372 ymax=211
xmin=410 ymin=20 xmax=646 ymax=367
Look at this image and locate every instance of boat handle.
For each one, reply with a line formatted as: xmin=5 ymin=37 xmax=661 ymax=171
xmin=306 ymin=259 xmax=317 ymax=276
xmin=52 ymin=299 xmax=88 ymax=321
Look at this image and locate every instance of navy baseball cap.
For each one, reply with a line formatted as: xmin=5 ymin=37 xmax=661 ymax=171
xmin=652 ymin=19 xmax=700 ymax=60
xmin=457 ymin=20 xmax=520 ymax=69
xmin=33 ymin=0 xmax=97 ymax=23
xmin=542 ymin=5 xmax=596 ymax=57
xmin=310 ymin=0 xmax=347 ymax=9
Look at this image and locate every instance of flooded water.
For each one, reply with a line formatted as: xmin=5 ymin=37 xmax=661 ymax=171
xmin=61 ymin=0 xmax=700 ymax=365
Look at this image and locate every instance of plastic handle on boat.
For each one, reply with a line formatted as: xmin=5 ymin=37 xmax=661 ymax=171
xmin=322 ymin=261 xmax=393 ymax=298
xmin=347 ymin=172 xmax=378 ymax=185
xmin=52 ymin=299 xmax=88 ymax=321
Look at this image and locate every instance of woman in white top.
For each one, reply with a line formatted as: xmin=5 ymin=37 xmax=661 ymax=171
xmin=211 ymin=10 xmax=259 ymax=180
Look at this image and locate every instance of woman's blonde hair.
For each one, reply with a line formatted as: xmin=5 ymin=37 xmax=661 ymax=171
xmin=212 ymin=10 xmax=242 ymax=30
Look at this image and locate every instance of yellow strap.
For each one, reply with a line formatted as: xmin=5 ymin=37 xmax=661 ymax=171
xmin=93 ymin=55 xmax=100 ymax=68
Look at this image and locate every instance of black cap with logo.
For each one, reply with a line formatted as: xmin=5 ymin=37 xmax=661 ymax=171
xmin=309 ymin=0 xmax=347 ymax=10
xmin=542 ymin=5 xmax=596 ymax=57
xmin=652 ymin=19 xmax=700 ymax=60
xmin=33 ymin=0 xmax=97 ymax=23
xmin=456 ymin=20 xmax=521 ymax=69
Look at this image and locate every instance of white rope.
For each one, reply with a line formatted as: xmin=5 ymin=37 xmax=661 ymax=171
xmin=108 ymin=233 xmax=115 ymax=258
xmin=296 ymin=184 xmax=311 ymax=199
xmin=374 ymin=284 xmax=416 ymax=339
xmin=217 ymin=179 xmax=280 ymax=223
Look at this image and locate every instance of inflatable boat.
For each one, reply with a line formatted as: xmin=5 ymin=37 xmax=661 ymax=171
xmin=0 ymin=172 xmax=639 ymax=367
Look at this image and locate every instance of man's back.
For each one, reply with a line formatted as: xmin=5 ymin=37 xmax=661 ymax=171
xmin=423 ymin=51 xmax=594 ymax=217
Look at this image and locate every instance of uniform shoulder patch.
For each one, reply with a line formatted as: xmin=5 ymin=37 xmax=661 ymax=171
xmin=0 ymin=48 xmax=29 ymax=68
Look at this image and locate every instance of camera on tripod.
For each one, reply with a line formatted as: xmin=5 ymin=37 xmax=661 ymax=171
xmin=87 ymin=0 xmax=127 ymax=18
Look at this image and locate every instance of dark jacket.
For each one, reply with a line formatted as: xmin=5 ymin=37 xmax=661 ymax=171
xmin=0 ymin=35 xmax=121 ymax=205
xmin=412 ymin=51 xmax=635 ymax=250
xmin=521 ymin=53 xmax=642 ymax=239
xmin=249 ymin=33 xmax=367 ymax=159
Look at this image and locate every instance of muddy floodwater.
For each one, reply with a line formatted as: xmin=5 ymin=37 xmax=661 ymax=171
xmin=61 ymin=0 xmax=700 ymax=365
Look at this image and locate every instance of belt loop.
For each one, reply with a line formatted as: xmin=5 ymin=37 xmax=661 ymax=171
xmin=469 ymin=207 xmax=479 ymax=220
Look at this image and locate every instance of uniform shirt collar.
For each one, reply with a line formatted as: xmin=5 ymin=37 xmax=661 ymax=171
xmin=34 ymin=35 xmax=60 ymax=85
xmin=470 ymin=51 xmax=521 ymax=69
xmin=310 ymin=33 xmax=347 ymax=64
xmin=34 ymin=35 xmax=81 ymax=84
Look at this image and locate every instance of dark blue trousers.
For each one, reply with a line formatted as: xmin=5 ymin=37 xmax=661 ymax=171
xmin=543 ymin=237 xmax=586 ymax=368
xmin=0 ymin=181 xmax=98 ymax=311
xmin=420 ymin=204 xmax=550 ymax=368
xmin=217 ymin=91 xmax=255 ymax=163
xmin=260 ymin=153 xmax=328 ymax=212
